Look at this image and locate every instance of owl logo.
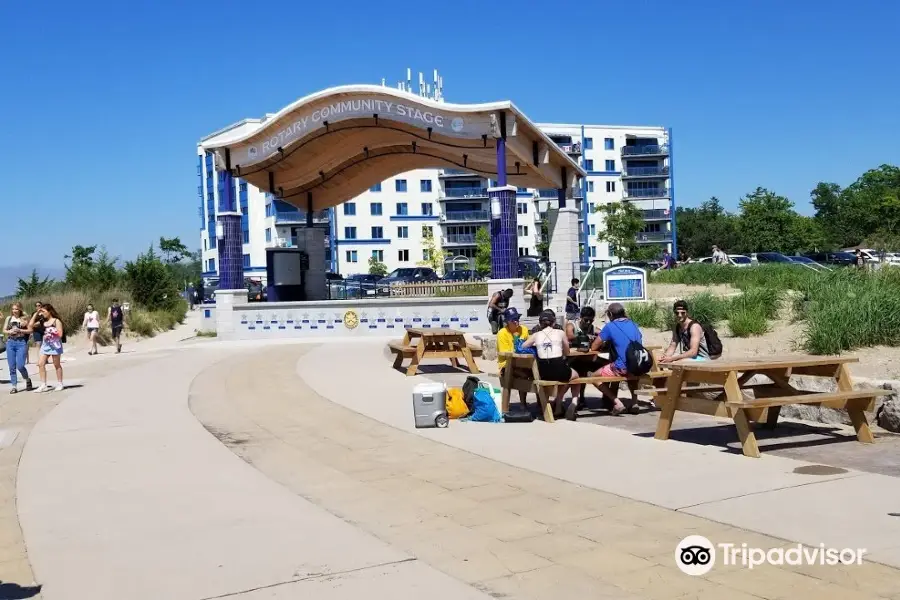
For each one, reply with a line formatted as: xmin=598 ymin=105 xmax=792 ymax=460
xmin=343 ymin=310 xmax=360 ymax=330
xmin=248 ymin=146 xmax=258 ymax=160
xmin=451 ymin=117 xmax=464 ymax=133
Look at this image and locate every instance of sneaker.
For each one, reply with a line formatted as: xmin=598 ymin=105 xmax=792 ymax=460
xmin=9 ymin=388 xmax=17 ymax=395
xmin=54 ymin=384 xmax=65 ymax=392
xmin=565 ymin=401 xmax=579 ymax=421
xmin=25 ymin=379 xmax=33 ymax=391
xmin=35 ymin=385 xmax=48 ymax=393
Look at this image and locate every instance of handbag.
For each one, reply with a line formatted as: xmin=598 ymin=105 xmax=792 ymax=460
xmin=469 ymin=388 xmax=502 ymax=422
xmin=446 ymin=387 xmax=470 ymax=419
xmin=513 ymin=336 xmax=536 ymax=356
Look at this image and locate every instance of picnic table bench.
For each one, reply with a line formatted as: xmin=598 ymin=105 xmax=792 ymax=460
xmin=500 ymin=348 xmax=668 ymax=423
xmin=653 ymin=355 xmax=892 ymax=457
xmin=388 ymin=327 xmax=481 ymax=376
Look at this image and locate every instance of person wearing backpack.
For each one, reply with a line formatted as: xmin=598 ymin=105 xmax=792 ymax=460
xmin=659 ymin=300 xmax=720 ymax=363
xmin=589 ymin=302 xmax=647 ymax=416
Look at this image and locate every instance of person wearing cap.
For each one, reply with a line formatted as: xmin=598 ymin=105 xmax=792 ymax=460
xmin=659 ymin=300 xmax=709 ymax=363
xmin=496 ymin=307 xmax=530 ymax=410
xmin=522 ymin=309 xmax=579 ymax=419
xmin=488 ymin=288 xmax=514 ymax=334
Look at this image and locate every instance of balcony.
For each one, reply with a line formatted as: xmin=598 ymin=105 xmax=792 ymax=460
xmin=441 ymin=186 xmax=489 ymax=199
xmin=558 ymin=142 xmax=582 ymax=156
xmin=442 ymin=210 xmax=489 ymax=222
xmin=443 ymin=233 xmax=477 ymax=245
xmin=621 ymin=144 xmax=669 ymax=157
xmin=642 ymin=209 xmax=671 ymax=221
xmin=623 ymin=188 xmax=670 ymax=200
xmin=636 ymin=231 xmax=672 ymax=243
xmin=439 ymin=168 xmax=478 ymax=178
xmin=622 ymin=166 xmax=670 ymax=179
xmin=275 ymin=209 xmax=330 ymax=224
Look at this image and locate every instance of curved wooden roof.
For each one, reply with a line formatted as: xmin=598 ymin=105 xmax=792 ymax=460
xmin=200 ymin=85 xmax=585 ymax=211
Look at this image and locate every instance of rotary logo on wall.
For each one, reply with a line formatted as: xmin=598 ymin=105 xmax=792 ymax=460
xmin=343 ymin=310 xmax=360 ymax=330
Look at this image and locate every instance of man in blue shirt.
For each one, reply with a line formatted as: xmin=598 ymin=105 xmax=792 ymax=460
xmin=590 ymin=302 xmax=642 ymax=415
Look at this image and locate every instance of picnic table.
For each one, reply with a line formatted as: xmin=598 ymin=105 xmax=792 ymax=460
xmin=653 ymin=355 xmax=892 ymax=458
xmin=500 ymin=347 xmax=667 ymax=423
xmin=388 ymin=327 xmax=481 ymax=376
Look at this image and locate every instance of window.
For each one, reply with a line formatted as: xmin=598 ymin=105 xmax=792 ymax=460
xmin=397 ymin=226 xmax=409 ymax=238
xmin=395 ymin=179 xmax=407 ymax=192
xmin=590 ymin=246 xmax=597 ymax=258
xmin=605 ymin=159 xmax=616 ymax=171
xmin=344 ymin=226 xmax=357 ymax=239
xmin=396 ymin=202 xmax=408 ymax=215
xmin=369 ymin=183 xmax=382 ymax=192
xmin=584 ymin=159 xmax=594 ymax=171
xmin=370 ymin=202 xmax=383 ymax=216
xmin=371 ymin=249 xmax=384 ymax=262
xmin=265 ymin=228 xmax=272 ymax=242
xmin=589 ymin=202 xmax=595 ymax=213
xmin=203 ymin=239 xmax=207 ymax=251
xmin=345 ymin=250 xmax=358 ymax=263
xmin=422 ymin=225 xmax=432 ymax=237
xmin=604 ymin=137 xmax=614 ymax=150
xmin=584 ymin=137 xmax=593 ymax=150
xmin=423 ymin=249 xmax=431 ymax=261
xmin=265 ymin=202 xmax=274 ymax=217
xmin=518 ymin=247 xmax=529 ymax=257
xmin=343 ymin=202 xmax=356 ymax=215
xmin=606 ymin=181 xmax=616 ymax=193
xmin=207 ymin=258 xmax=215 ymax=272
xmin=420 ymin=179 xmax=432 ymax=192
xmin=371 ymin=226 xmax=383 ymax=239
xmin=422 ymin=202 xmax=433 ymax=216
xmin=517 ymin=202 xmax=528 ymax=214
xmin=517 ymin=187 xmax=528 ymax=193
xmin=242 ymin=254 xmax=250 ymax=268
xmin=590 ymin=224 xmax=596 ymax=236
xmin=517 ymin=225 xmax=529 ymax=237
xmin=398 ymin=249 xmax=409 ymax=262
xmin=587 ymin=181 xmax=595 ymax=193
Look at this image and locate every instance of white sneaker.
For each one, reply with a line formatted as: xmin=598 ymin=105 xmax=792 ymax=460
xmin=54 ymin=384 xmax=64 ymax=392
xmin=35 ymin=384 xmax=48 ymax=393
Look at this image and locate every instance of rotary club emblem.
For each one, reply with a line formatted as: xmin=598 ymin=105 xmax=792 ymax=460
xmin=343 ymin=310 xmax=360 ymax=330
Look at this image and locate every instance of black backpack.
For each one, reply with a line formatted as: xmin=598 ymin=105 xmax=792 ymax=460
xmin=462 ymin=376 xmax=480 ymax=411
xmin=610 ymin=322 xmax=653 ymax=376
xmin=677 ymin=321 xmax=723 ymax=359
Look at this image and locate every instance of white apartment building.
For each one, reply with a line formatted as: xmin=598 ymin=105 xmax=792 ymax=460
xmin=198 ymin=123 xmax=672 ymax=283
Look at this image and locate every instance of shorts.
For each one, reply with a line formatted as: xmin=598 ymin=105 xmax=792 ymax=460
xmin=537 ymin=357 xmax=572 ymax=382
xmin=32 ymin=331 xmax=42 ymax=343
xmin=570 ymin=356 xmax=606 ymax=377
xmin=40 ymin=343 xmax=63 ymax=356
xmin=87 ymin=327 xmax=99 ymax=334
xmin=112 ymin=325 xmax=124 ymax=337
xmin=596 ymin=363 xmax=627 ymax=378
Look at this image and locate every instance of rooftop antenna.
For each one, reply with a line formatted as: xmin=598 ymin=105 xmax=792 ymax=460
xmin=406 ymin=68 xmax=411 ymax=93
xmin=381 ymin=77 xmax=385 ymax=86
xmin=419 ymin=71 xmax=425 ymax=96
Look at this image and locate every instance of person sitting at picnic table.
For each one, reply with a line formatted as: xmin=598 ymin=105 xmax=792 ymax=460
xmin=589 ymin=302 xmax=641 ymax=416
xmin=496 ymin=307 xmax=530 ymax=411
xmin=488 ymin=288 xmax=514 ymax=334
xmin=521 ymin=309 xmax=578 ymax=420
xmin=565 ymin=306 xmax=608 ymax=405
xmin=659 ymin=299 xmax=709 ymax=363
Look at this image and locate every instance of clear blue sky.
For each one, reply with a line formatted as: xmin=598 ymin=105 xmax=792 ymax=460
xmin=2 ymin=0 xmax=897 ymax=269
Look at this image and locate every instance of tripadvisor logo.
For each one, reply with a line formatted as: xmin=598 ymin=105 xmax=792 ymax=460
xmin=675 ymin=535 xmax=866 ymax=576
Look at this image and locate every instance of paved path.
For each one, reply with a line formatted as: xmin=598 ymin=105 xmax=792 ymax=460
xmin=192 ymin=345 xmax=900 ymax=599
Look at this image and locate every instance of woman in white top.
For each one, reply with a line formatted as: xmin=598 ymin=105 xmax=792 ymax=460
xmin=83 ymin=303 xmax=101 ymax=356
xmin=522 ymin=309 xmax=578 ymax=419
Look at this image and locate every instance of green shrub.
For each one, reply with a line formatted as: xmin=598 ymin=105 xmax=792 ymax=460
xmin=434 ymin=283 xmax=488 ymax=297
xmin=730 ymin=287 xmax=781 ymax=320
xmin=124 ymin=247 xmax=180 ymax=311
xmin=127 ymin=310 xmax=157 ymax=337
xmin=728 ymin=308 xmax=769 ymax=337
xmin=625 ymin=302 xmax=660 ymax=328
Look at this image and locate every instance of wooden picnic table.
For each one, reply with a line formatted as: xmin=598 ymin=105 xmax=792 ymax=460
xmin=653 ymin=355 xmax=892 ymax=458
xmin=388 ymin=327 xmax=480 ymax=377
xmin=500 ymin=347 xmax=666 ymax=423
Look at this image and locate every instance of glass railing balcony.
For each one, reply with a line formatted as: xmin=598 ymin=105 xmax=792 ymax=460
xmin=275 ymin=209 xmax=330 ymax=224
xmin=442 ymin=210 xmax=489 ymax=221
xmin=558 ymin=142 xmax=582 ymax=155
xmin=444 ymin=233 xmax=477 ymax=244
xmin=440 ymin=168 xmax=476 ymax=176
xmin=442 ymin=186 xmax=488 ymax=198
xmin=623 ymin=188 xmax=669 ymax=199
xmin=622 ymin=144 xmax=669 ymax=156
xmin=636 ymin=231 xmax=672 ymax=242
xmin=622 ymin=166 xmax=670 ymax=178
xmin=642 ymin=209 xmax=671 ymax=220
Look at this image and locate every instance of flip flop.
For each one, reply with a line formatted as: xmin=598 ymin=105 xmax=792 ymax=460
xmin=611 ymin=404 xmax=626 ymax=416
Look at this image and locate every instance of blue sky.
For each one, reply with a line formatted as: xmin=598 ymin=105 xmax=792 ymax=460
xmin=1 ymin=0 xmax=897 ymax=269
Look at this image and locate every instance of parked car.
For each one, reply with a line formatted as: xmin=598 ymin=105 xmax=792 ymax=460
xmin=246 ymin=279 xmax=266 ymax=302
xmin=843 ymin=248 xmax=880 ymax=263
xmin=882 ymin=252 xmax=900 ymax=266
xmin=346 ymin=273 xmax=381 ymax=296
xmin=443 ymin=269 xmax=480 ymax=282
xmin=803 ymin=251 xmax=856 ymax=267
xmin=751 ymin=252 xmax=794 ymax=264
xmin=378 ymin=267 xmax=438 ymax=292
xmin=787 ymin=256 xmax=830 ymax=272
xmin=694 ymin=255 xmax=751 ymax=267
xmin=517 ymin=256 xmax=546 ymax=279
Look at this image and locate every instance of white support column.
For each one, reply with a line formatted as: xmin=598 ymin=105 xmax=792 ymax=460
xmin=548 ymin=206 xmax=580 ymax=314
xmin=214 ymin=288 xmax=248 ymax=340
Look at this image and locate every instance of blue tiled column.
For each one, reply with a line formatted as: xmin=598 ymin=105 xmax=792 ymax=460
xmin=216 ymin=169 xmax=243 ymax=290
xmin=489 ymin=185 xmax=517 ymax=278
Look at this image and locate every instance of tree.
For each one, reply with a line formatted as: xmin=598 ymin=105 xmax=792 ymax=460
xmin=475 ymin=227 xmax=492 ymax=274
xmin=536 ymin=218 xmax=550 ymax=259
xmin=124 ymin=247 xmax=180 ymax=310
xmin=168 ymin=249 xmax=202 ymax=289
xmin=811 ymin=166 xmax=900 ymax=248
xmin=416 ymin=227 xmax=443 ymax=274
xmin=735 ymin=188 xmax=798 ymax=254
xmin=16 ymin=269 xmax=53 ymax=297
xmin=159 ymin=236 xmax=191 ymax=264
xmin=673 ymin=197 xmax=739 ymax=259
xmin=64 ymin=244 xmax=98 ymax=289
xmin=368 ymin=255 xmax=388 ymax=277
xmin=595 ymin=202 xmax=658 ymax=262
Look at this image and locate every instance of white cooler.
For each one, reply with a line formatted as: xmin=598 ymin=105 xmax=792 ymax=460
xmin=412 ymin=382 xmax=449 ymax=429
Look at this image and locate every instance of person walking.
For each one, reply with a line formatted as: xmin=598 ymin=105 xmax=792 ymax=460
xmin=35 ymin=303 xmax=64 ymax=392
xmin=108 ymin=298 xmax=125 ymax=353
xmin=3 ymin=303 xmax=33 ymax=393
xmin=565 ymin=278 xmax=580 ymax=322
xmin=28 ymin=301 xmax=45 ymax=365
xmin=83 ymin=303 xmax=101 ymax=355
xmin=711 ymin=245 xmax=728 ymax=265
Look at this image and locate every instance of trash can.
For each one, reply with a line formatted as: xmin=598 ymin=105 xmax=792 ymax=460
xmin=412 ymin=382 xmax=449 ymax=428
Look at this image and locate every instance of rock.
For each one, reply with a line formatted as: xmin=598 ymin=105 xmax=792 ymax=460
xmin=478 ymin=336 xmax=498 ymax=361
xmin=876 ymin=385 xmax=900 ymax=432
